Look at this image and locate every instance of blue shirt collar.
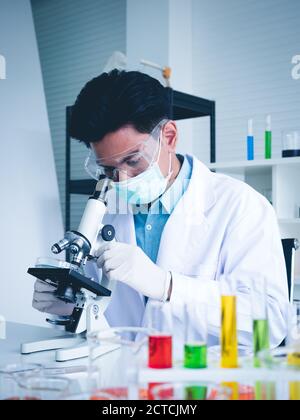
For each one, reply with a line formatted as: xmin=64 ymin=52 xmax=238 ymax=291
xmin=132 ymin=154 xmax=192 ymax=215
xmin=159 ymin=154 xmax=192 ymax=214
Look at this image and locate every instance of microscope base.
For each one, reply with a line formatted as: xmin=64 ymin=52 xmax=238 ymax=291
xmin=21 ymin=334 xmax=120 ymax=362
xmin=55 ymin=341 xmax=120 ymax=362
xmin=21 ymin=335 xmax=84 ymax=355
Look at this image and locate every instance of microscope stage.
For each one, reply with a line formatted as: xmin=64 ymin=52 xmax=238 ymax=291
xmin=28 ymin=267 xmax=111 ymax=297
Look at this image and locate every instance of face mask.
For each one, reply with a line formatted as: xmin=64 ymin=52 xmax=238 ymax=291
xmin=113 ymin=139 xmax=173 ymax=205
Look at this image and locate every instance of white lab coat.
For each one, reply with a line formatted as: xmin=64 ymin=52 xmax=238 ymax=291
xmin=85 ymin=155 xmax=288 ymax=350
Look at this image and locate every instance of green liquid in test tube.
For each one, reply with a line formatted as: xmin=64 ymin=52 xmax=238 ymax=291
xmin=251 ymin=276 xmax=270 ymax=368
xmin=184 ymin=343 xmax=207 ymax=369
xmin=265 ymin=115 xmax=272 ymax=159
xmin=253 ymin=319 xmax=270 ymax=367
xmin=183 ymin=304 xmax=208 ymax=369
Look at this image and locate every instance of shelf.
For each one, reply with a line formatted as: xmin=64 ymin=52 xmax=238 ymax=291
xmin=278 ymin=219 xmax=300 ymax=225
xmin=208 ymin=157 xmax=300 ymax=172
xmin=170 ymin=90 xmax=215 ymax=120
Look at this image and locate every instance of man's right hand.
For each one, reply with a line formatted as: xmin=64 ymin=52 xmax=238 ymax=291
xmin=32 ymin=279 xmax=74 ymax=316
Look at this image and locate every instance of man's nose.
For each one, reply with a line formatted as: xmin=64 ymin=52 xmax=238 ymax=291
xmin=117 ymin=171 xmax=130 ymax=182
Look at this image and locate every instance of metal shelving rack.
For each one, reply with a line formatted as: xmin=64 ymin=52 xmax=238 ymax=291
xmin=65 ymin=88 xmax=216 ymax=231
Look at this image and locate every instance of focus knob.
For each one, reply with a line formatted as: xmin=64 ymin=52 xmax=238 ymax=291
xmin=101 ymin=225 xmax=115 ymax=242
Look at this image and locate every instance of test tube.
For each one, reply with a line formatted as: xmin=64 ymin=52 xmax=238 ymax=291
xmin=148 ymin=301 xmax=173 ymax=369
xmin=247 ymin=119 xmax=254 ymax=161
xmin=183 ymin=303 xmax=207 ymax=369
xmin=251 ymin=276 xmax=270 ymax=367
xmin=220 ymin=276 xmax=238 ymax=369
xmin=265 ymin=115 xmax=272 ymax=160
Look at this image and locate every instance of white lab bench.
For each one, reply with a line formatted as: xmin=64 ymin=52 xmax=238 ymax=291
xmin=0 ymin=322 xmax=89 ymax=367
xmin=0 ymin=322 xmax=124 ymax=382
xmin=0 ymin=322 xmax=140 ymax=395
xmin=1 ymin=322 xmax=300 ymax=400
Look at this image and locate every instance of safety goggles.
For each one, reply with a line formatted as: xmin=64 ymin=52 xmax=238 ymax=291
xmin=84 ymin=119 xmax=168 ymax=181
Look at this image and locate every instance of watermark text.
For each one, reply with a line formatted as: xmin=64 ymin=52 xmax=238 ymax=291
xmin=292 ymin=55 xmax=300 ymax=80
xmin=0 ymin=54 xmax=6 ymax=80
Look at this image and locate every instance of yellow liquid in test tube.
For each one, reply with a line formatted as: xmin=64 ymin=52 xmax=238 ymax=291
xmin=288 ymin=352 xmax=300 ymax=400
xmin=221 ymin=296 xmax=238 ymax=368
xmin=290 ymin=382 xmax=300 ymax=401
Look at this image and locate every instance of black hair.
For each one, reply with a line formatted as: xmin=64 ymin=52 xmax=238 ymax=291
xmin=70 ymin=69 xmax=170 ymax=147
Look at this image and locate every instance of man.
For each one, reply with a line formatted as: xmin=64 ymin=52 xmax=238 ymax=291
xmin=33 ymin=70 xmax=288 ymax=348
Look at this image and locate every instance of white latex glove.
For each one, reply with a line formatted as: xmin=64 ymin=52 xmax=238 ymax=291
xmin=32 ymin=279 xmax=75 ymax=316
xmin=95 ymin=242 xmax=171 ymax=301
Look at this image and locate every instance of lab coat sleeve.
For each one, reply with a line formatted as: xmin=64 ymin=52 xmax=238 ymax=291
xmin=170 ymin=194 xmax=289 ymax=348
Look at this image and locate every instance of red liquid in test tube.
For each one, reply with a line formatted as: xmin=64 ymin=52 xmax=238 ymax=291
xmin=148 ymin=335 xmax=172 ymax=369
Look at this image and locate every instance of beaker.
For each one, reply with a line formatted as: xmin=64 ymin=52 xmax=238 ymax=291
xmin=282 ymin=130 xmax=300 ymax=158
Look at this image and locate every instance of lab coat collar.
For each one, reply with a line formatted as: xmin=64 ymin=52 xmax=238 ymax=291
xmin=159 ymin=154 xmax=191 ymax=214
xmin=155 ymin=155 xmax=217 ymax=270
xmin=171 ymin=155 xmax=216 ymax=221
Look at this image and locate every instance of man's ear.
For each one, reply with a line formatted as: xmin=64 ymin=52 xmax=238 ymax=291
xmin=162 ymin=121 xmax=178 ymax=151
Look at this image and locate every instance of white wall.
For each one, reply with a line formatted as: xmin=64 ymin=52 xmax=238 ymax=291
xmin=126 ymin=0 xmax=195 ymax=155
xmin=192 ymin=0 xmax=300 ymax=164
xmin=126 ymin=0 xmax=170 ymax=83
xmin=168 ymin=0 xmax=194 ymax=155
xmin=0 ymin=0 xmax=64 ymax=326
xmin=31 ymin=0 xmax=127 ymax=230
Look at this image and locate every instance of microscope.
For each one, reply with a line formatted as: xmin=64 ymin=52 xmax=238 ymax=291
xmin=21 ymin=176 xmax=119 ymax=361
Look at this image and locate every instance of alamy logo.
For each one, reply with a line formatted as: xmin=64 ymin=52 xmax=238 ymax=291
xmin=292 ymin=55 xmax=300 ymax=80
xmin=0 ymin=54 xmax=6 ymax=80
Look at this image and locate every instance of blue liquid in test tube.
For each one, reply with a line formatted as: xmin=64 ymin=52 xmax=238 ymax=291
xmin=247 ymin=119 xmax=254 ymax=161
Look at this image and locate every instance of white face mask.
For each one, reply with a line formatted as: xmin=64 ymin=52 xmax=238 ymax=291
xmin=113 ymin=138 xmax=173 ymax=205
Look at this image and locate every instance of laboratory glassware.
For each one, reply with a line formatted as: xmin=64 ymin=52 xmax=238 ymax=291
xmin=251 ymin=275 xmax=270 ymax=367
xmin=147 ymin=301 xmax=173 ymax=369
xmin=220 ymin=276 xmax=238 ymax=369
xmin=183 ymin=303 xmax=207 ymax=369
